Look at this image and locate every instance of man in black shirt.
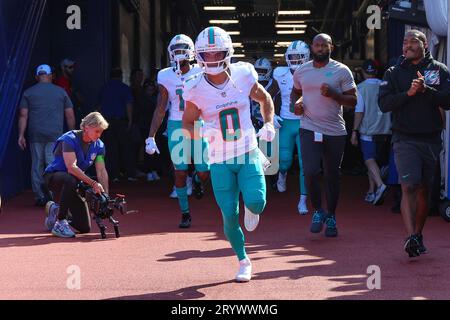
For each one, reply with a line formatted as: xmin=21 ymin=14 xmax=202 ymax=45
xmin=379 ymin=30 xmax=450 ymax=257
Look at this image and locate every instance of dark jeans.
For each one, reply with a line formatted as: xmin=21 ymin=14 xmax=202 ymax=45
xmin=44 ymin=172 xmax=91 ymax=233
xmin=300 ymin=129 xmax=346 ymax=215
xmin=102 ymin=119 xmax=136 ymax=179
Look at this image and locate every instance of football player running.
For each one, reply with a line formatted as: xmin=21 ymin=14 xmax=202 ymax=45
xmin=182 ymin=27 xmax=275 ymax=282
xmin=273 ymin=40 xmax=310 ymax=214
xmin=146 ymin=34 xmax=210 ymax=229
xmin=251 ymin=58 xmax=281 ymax=129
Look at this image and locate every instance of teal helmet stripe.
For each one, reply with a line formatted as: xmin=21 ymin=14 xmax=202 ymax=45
xmin=292 ymin=41 xmax=298 ymax=50
xmin=208 ymin=27 xmax=215 ymax=45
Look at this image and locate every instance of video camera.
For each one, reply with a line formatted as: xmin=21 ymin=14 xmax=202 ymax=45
xmin=77 ymin=182 xmax=134 ymax=239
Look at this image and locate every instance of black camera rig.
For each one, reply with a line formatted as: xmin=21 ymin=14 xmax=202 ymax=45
xmin=77 ymin=182 xmax=133 ymax=239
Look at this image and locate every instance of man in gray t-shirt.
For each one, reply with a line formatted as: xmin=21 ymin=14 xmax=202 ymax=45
xmin=18 ymin=64 xmax=75 ymax=206
xmin=293 ymin=53 xmax=356 ymax=136
xmin=291 ymin=34 xmax=357 ymax=238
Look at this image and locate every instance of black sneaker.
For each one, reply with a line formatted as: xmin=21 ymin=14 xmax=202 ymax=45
xmin=324 ymin=215 xmax=338 ymax=237
xmin=192 ymin=175 xmax=204 ymax=200
xmin=416 ymin=234 xmax=428 ymax=254
xmin=179 ymin=213 xmax=192 ymax=228
xmin=404 ymin=235 xmax=421 ymax=257
xmin=310 ymin=210 xmax=325 ymax=233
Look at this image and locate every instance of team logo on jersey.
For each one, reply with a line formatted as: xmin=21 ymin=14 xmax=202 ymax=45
xmin=221 ymin=92 xmax=227 ymax=98
xmin=281 ymin=79 xmax=287 ymax=85
xmin=424 ymin=70 xmax=440 ymax=86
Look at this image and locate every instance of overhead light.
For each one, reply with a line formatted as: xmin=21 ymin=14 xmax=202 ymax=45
xmin=234 ymin=54 xmax=246 ymax=58
xmin=227 ymin=31 xmax=241 ymax=35
xmin=275 ymin=24 xmax=307 ymax=28
xmin=278 ymin=10 xmax=311 ymax=15
xmin=204 ymin=6 xmax=236 ymax=11
xmin=277 ymin=30 xmax=306 ymax=34
xmin=209 ymin=20 xmax=239 ymax=24
xmin=276 ymin=20 xmax=305 ymax=23
xmin=274 ymin=54 xmax=284 ymax=57
xmin=232 ymin=43 xmax=243 ymax=47
xmin=276 ymin=42 xmax=292 ymax=47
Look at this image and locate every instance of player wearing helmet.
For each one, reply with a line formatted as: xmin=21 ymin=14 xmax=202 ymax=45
xmin=273 ymin=40 xmax=310 ymax=215
xmin=251 ymin=58 xmax=281 ymax=130
xmin=146 ymin=34 xmax=210 ymax=229
xmin=182 ymin=27 xmax=275 ymax=282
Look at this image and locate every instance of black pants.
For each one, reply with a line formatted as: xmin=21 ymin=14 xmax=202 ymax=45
xmin=300 ymin=129 xmax=346 ymax=215
xmin=102 ymin=119 xmax=136 ymax=179
xmin=44 ymin=172 xmax=91 ymax=233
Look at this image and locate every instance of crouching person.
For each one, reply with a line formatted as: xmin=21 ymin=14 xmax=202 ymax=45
xmin=43 ymin=112 xmax=109 ymax=238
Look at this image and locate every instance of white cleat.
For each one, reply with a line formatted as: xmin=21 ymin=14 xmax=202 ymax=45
xmin=186 ymin=176 xmax=193 ymax=196
xmin=169 ymin=186 xmax=178 ymax=199
xmin=298 ymin=195 xmax=309 ymax=215
xmin=244 ymin=206 xmax=260 ymax=232
xmin=277 ymin=172 xmax=287 ymax=193
xmin=236 ymin=258 xmax=252 ymax=282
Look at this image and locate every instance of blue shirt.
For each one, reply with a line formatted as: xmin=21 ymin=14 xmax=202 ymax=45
xmin=98 ymin=79 xmax=133 ymax=119
xmin=45 ymin=131 xmax=105 ymax=173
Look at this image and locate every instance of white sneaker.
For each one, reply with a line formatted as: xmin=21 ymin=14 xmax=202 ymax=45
xmin=298 ymin=195 xmax=308 ymax=215
xmin=186 ymin=176 xmax=193 ymax=196
xmin=52 ymin=219 xmax=76 ymax=238
xmin=147 ymin=171 xmax=161 ymax=181
xmin=45 ymin=201 xmax=59 ymax=231
xmin=169 ymin=186 xmax=178 ymax=199
xmin=365 ymin=192 xmax=375 ymax=203
xmin=277 ymin=172 xmax=287 ymax=193
xmin=373 ymin=184 xmax=387 ymax=205
xmin=244 ymin=206 xmax=259 ymax=232
xmin=236 ymin=258 xmax=252 ymax=282
xmin=152 ymin=171 xmax=161 ymax=181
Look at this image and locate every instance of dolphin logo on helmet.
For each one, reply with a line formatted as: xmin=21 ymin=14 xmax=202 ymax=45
xmin=167 ymin=34 xmax=195 ymax=77
xmin=195 ymin=27 xmax=234 ymax=75
xmin=254 ymin=58 xmax=273 ymax=82
xmin=285 ymin=40 xmax=310 ymax=72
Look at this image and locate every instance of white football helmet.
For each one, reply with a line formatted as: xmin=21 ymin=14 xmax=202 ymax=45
xmin=195 ymin=26 xmax=234 ymax=75
xmin=285 ymin=40 xmax=310 ymax=71
xmin=167 ymin=34 xmax=195 ymax=76
xmin=254 ymin=58 xmax=273 ymax=82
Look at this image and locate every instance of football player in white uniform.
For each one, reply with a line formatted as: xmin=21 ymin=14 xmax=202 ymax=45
xmin=146 ymin=34 xmax=210 ymax=229
xmin=273 ymin=40 xmax=310 ymax=214
xmin=182 ymin=27 xmax=275 ymax=282
xmin=252 ymin=58 xmax=281 ymax=190
xmin=251 ymin=58 xmax=281 ymax=129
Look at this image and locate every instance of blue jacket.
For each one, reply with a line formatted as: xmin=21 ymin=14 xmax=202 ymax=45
xmin=45 ymin=131 xmax=105 ymax=173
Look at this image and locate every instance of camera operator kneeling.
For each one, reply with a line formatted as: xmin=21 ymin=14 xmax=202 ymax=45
xmin=44 ymin=112 xmax=109 ymax=238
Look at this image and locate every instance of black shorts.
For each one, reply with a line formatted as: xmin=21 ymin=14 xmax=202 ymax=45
xmin=393 ymin=139 xmax=441 ymax=187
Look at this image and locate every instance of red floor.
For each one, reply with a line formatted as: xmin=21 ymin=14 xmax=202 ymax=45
xmin=1 ymin=175 xmax=449 ymax=300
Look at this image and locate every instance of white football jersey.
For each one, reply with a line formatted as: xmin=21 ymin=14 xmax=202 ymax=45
xmin=273 ymin=66 xmax=300 ymax=120
xmin=157 ymin=64 xmax=202 ymax=121
xmin=183 ymin=62 xmax=258 ymax=164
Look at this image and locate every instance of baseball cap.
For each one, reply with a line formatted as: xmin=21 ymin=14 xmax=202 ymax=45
xmin=362 ymin=59 xmax=378 ymax=75
xmin=36 ymin=64 xmax=52 ymax=76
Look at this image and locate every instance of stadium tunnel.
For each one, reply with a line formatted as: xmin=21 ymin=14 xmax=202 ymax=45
xmin=0 ymin=0 xmax=448 ymax=201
